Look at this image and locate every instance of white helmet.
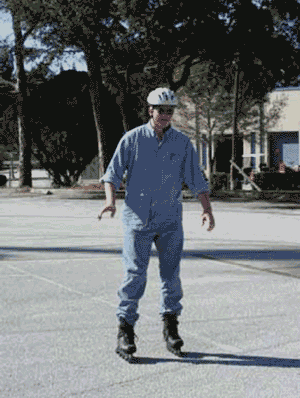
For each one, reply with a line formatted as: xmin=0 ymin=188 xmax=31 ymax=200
xmin=147 ymin=87 xmax=178 ymax=106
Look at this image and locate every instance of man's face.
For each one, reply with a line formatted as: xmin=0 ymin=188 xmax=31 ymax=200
xmin=149 ymin=105 xmax=175 ymax=128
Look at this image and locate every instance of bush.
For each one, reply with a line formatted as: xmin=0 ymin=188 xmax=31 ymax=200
xmin=29 ymin=71 xmax=98 ymax=187
xmin=211 ymin=173 xmax=228 ymax=191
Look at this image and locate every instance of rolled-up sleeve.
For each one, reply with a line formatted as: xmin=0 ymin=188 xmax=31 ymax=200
xmin=184 ymin=140 xmax=210 ymax=197
xmin=100 ymin=135 xmax=130 ymax=189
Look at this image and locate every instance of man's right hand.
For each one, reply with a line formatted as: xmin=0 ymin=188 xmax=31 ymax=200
xmin=201 ymin=211 xmax=215 ymax=232
xmin=98 ymin=204 xmax=116 ymax=220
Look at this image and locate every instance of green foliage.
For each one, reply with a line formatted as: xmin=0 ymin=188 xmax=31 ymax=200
xmin=0 ymin=43 xmax=18 ymax=161
xmin=175 ymin=63 xmax=233 ymax=138
xmin=1 ymin=0 xmax=300 ymax=179
xmin=173 ymin=59 xmax=288 ymax=183
xmin=0 ymin=70 xmax=99 ymax=185
xmin=29 ymin=71 xmax=98 ymax=186
xmin=176 ymin=58 xmax=288 ymax=135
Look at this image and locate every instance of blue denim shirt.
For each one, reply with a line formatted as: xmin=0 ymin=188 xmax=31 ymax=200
xmin=101 ymin=121 xmax=209 ymax=229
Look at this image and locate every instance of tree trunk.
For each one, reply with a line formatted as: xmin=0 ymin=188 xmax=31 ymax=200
xmin=84 ymin=41 xmax=107 ymax=178
xmin=117 ymin=90 xmax=143 ymax=131
xmin=116 ymin=89 xmax=130 ymax=133
xmin=13 ymin=15 xmax=32 ymax=188
xmin=194 ymin=100 xmax=201 ymax=165
xmin=207 ymin=101 xmax=213 ymax=188
xmin=259 ymin=99 xmax=264 ymax=166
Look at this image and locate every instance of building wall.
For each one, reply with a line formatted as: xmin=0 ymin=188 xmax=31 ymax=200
xmin=187 ymin=87 xmax=300 ymax=174
xmin=241 ymin=88 xmax=300 ymax=172
xmin=267 ymin=88 xmax=300 ymax=132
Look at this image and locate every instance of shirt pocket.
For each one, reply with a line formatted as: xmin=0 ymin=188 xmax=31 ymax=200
xmin=162 ymin=152 xmax=184 ymax=183
xmin=169 ymin=153 xmax=184 ymax=177
xmin=169 ymin=153 xmax=182 ymax=163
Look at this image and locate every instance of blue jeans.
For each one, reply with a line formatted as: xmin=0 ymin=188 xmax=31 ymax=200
xmin=117 ymin=220 xmax=184 ymax=326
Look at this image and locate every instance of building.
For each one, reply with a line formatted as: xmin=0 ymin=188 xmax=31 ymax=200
xmin=244 ymin=87 xmax=300 ymax=172
xmin=173 ymin=87 xmax=300 ymax=177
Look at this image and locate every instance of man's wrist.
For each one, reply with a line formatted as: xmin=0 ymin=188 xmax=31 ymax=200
xmin=105 ymin=202 xmax=116 ymax=207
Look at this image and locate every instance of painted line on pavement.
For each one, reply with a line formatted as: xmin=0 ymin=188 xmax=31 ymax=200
xmin=6 ymin=264 xmax=116 ymax=309
xmin=3 ymin=255 xmax=121 ymax=263
xmin=205 ymin=256 xmax=300 ymax=280
xmin=0 ymin=274 xmax=31 ymax=278
xmin=185 ymin=330 xmax=243 ymax=354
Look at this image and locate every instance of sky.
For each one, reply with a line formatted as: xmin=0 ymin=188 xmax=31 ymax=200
xmin=0 ymin=10 xmax=88 ymax=75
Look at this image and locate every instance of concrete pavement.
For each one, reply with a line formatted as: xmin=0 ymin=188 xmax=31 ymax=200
xmin=0 ymin=197 xmax=300 ymax=397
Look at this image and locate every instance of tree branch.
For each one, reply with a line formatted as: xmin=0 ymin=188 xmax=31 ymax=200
xmin=23 ymin=21 xmax=40 ymax=42
xmin=0 ymin=76 xmax=16 ymax=88
xmin=171 ymin=58 xmax=193 ymax=92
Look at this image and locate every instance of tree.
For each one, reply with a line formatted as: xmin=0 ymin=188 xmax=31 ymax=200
xmin=175 ymin=63 xmax=255 ymax=185
xmin=219 ymin=0 xmax=300 ymax=188
xmin=14 ymin=0 xmax=231 ymax=176
xmin=28 ymin=71 xmax=99 ymax=186
xmin=0 ymin=39 xmax=60 ymax=168
xmin=0 ymin=43 xmax=18 ymax=169
xmin=0 ymin=0 xmax=59 ymax=187
xmin=72 ymin=0 xmax=300 ymax=177
xmin=4 ymin=0 xmax=300 ymax=183
xmin=173 ymin=62 xmax=288 ymax=185
xmin=1 ymin=69 xmax=103 ymax=187
xmin=31 ymin=0 xmax=128 ymax=177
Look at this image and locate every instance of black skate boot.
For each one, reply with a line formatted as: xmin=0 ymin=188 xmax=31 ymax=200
xmin=163 ymin=314 xmax=184 ymax=357
xmin=116 ymin=318 xmax=137 ymax=362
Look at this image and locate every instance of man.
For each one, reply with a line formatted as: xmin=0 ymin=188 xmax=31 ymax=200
xmin=98 ymin=87 xmax=215 ymax=362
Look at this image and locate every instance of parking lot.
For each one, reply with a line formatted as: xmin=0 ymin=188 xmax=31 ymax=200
xmin=0 ymin=197 xmax=300 ymax=397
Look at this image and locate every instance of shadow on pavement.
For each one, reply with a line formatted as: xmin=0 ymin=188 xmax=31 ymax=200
xmin=0 ymin=246 xmax=300 ymax=261
xmin=0 ymin=252 xmax=15 ymax=260
xmin=181 ymin=250 xmax=300 ymax=261
xmin=258 ymin=206 xmax=300 ymax=210
xmin=130 ymin=352 xmax=300 ymax=367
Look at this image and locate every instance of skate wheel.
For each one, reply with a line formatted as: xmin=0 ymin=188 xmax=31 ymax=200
xmin=169 ymin=348 xmax=183 ymax=357
xmin=166 ymin=342 xmax=184 ymax=357
xmin=116 ymin=348 xmax=135 ymax=363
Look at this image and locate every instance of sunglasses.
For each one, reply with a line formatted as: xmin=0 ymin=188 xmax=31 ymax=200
xmin=153 ymin=106 xmax=175 ymax=115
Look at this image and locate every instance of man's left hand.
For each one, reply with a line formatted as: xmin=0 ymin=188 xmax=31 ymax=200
xmin=202 ymin=212 xmax=215 ymax=232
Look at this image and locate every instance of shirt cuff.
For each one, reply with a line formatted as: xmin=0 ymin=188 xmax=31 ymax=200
xmin=100 ymin=173 xmax=121 ymax=190
xmin=189 ymin=186 xmax=210 ymax=198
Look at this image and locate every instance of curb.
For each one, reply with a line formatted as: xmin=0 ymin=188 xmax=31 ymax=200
xmin=212 ymin=190 xmax=300 ymax=203
xmin=1 ymin=188 xmax=300 ymax=203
